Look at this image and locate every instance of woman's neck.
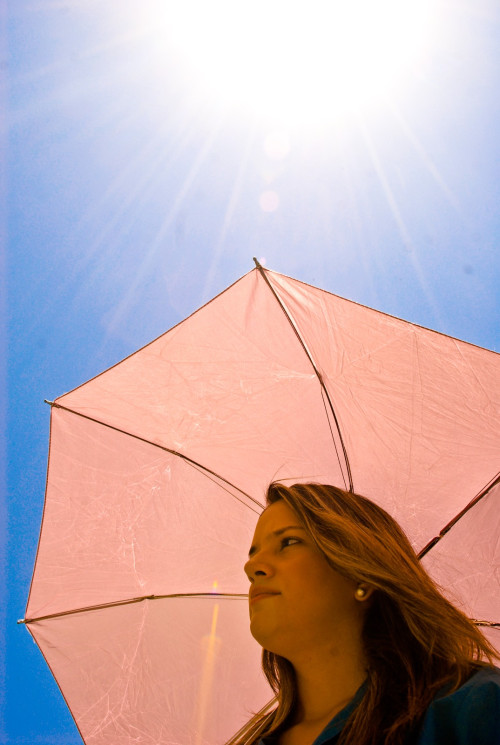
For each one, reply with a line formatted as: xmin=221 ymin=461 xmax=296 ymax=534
xmin=288 ymin=628 xmax=368 ymax=726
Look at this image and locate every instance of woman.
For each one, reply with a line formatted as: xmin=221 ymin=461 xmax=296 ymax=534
xmin=227 ymin=482 xmax=499 ymax=745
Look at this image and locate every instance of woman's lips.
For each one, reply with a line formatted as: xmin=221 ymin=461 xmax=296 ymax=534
xmin=249 ymin=589 xmax=280 ymax=605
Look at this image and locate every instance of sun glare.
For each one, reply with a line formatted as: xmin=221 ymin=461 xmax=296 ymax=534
xmin=151 ymin=0 xmax=434 ymax=126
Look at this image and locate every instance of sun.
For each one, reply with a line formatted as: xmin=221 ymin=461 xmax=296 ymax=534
xmin=150 ymin=0 xmax=434 ymax=127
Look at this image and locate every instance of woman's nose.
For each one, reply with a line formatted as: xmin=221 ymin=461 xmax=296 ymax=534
xmin=244 ymin=554 xmax=274 ymax=581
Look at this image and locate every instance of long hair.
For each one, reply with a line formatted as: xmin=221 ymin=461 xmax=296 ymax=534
xmin=226 ymin=482 xmax=498 ymax=745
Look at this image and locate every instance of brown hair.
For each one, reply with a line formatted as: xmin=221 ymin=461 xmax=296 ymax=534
xmin=226 ymin=482 xmax=498 ymax=745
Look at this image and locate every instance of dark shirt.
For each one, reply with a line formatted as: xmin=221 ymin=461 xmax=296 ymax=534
xmin=258 ymin=666 xmax=500 ymax=745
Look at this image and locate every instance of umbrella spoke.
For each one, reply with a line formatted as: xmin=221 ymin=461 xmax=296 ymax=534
xmin=418 ymin=472 xmax=500 ymax=559
xmin=420 ymin=474 xmax=500 ymax=630
xmin=21 ymin=592 xmax=248 ymax=624
xmin=45 ymin=399 xmax=263 ymax=512
xmin=253 ymin=258 xmax=353 ymax=492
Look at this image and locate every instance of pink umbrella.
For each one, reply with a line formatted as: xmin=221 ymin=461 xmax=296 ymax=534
xmin=23 ymin=262 xmax=499 ymax=745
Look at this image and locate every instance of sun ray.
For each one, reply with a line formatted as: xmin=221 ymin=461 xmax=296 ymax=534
xmin=201 ymin=125 xmax=259 ymax=304
xmin=357 ymin=118 xmax=414 ymax=252
xmin=357 ymin=116 xmax=446 ymax=328
xmin=389 ymin=104 xmax=460 ymax=213
xmin=100 ymin=114 xmax=226 ymax=343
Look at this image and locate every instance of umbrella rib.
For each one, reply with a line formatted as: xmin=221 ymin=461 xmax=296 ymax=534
xmin=418 ymin=472 xmax=500 ymax=559
xmin=320 ymin=387 xmax=347 ymax=488
xmin=19 ymin=592 xmax=248 ymax=624
xmin=45 ymin=400 xmax=263 ymax=512
xmin=253 ymin=258 xmax=353 ymax=492
xmin=19 ymin=593 xmax=499 ymax=628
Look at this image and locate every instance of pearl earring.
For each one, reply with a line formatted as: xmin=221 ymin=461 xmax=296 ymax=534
xmin=355 ymin=586 xmax=367 ymax=599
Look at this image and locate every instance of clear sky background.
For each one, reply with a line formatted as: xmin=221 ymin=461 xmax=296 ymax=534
xmin=3 ymin=1 xmax=500 ymax=743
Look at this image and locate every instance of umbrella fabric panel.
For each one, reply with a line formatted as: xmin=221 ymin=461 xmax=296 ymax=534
xmin=55 ymin=270 xmax=348 ymax=497
xmin=421 ymin=479 xmax=500 ymax=633
xmin=27 ymin=407 xmax=261 ymax=620
xmin=28 ymin=597 xmax=270 ymax=745
xmin=268 ymin=271 xmax=500 ymax=550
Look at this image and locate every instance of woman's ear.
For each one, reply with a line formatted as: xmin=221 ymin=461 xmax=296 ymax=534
xmin=354 ymin=584 xmax=375 ymax=602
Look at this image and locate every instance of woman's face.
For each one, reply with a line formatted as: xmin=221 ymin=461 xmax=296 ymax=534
xmin=244 ymin=499 xmax=365 ymax=661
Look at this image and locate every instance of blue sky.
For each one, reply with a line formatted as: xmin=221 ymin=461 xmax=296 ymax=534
xmin=3 ymin=1 xmax=500 ymax=743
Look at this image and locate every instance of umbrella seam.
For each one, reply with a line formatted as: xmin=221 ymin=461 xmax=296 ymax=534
xmin=253 ymin=258 xmax=354 ymax=492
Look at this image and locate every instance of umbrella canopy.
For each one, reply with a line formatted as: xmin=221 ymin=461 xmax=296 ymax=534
xmin=24 ymin=262 xmax=499 ymax=745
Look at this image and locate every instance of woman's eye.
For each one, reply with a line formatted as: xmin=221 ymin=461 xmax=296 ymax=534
xmin=281 ymin=536 xmax=300 ymax=549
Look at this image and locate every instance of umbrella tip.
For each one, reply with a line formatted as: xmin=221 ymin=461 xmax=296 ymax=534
xmin=253 ymin=257 xmax=262 ymax=269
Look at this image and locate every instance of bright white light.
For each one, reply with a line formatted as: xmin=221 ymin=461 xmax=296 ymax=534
xmin=152 ymin=0 xmax=434 ymax=125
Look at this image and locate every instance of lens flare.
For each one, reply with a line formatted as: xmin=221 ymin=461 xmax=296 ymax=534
xmin=259 ymin=190 xmax=280 ymax=212
xmin=194 ymin=596 xmax=221 ymax=744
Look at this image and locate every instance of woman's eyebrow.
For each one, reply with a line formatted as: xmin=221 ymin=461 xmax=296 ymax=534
xmin=248 ymin=525 xmax=306 ymax=557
